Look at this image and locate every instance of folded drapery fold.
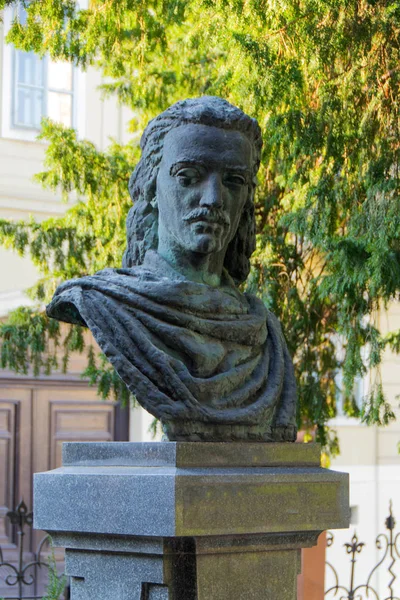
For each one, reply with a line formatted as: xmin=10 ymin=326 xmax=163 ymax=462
xmin=47 ymin=251 xmax=297 ymax=441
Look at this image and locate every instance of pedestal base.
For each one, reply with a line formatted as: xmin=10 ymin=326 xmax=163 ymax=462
xmin=34 ymin=442 xmax=349 ymax=600
xmin=53 ymin=533 xmax=312 ymax=600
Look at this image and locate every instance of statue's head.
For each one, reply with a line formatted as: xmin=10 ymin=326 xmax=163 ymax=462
xmin=123 ymin=96 xmax=262 ymax=284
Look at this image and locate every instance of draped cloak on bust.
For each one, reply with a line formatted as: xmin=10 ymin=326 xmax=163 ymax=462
xmin=46 ymin=251 xmax=297 ymax=442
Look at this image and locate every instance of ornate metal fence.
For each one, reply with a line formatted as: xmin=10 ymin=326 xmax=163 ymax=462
xmin=325 ymin=502 xmax=399 ymax=600
xmin=0 ymin=500 xmax=68 ymax=600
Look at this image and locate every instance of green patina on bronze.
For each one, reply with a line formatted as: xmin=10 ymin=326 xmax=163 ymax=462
xmin=46 ymin=97 xmax=298 ymax=442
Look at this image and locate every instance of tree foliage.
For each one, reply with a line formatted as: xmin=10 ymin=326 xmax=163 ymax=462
xmin=1 ymin=0 xmax=400 ymax=451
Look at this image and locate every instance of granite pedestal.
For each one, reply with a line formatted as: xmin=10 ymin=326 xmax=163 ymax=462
xmin=34 ymin=442 xmax=349 ymax=600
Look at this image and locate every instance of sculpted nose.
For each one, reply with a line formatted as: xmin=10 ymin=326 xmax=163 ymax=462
xmin=199 ymin=174 xmax=223 ymax=209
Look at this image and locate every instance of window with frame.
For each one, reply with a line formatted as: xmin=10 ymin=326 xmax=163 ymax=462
xmin=11 ymin=3 xmax=75 ymax=131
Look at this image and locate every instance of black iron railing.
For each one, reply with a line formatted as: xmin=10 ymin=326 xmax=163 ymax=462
xmin=325 ymin=501 xmax=400 ymax=600
xmin=0 ymin=500 xmax=67 ymax=600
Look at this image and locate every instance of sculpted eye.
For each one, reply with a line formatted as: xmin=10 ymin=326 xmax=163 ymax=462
xmin=176 ymin=168 xmax=201 ymax=186
xmin=224 ymin=173 xmax=247 ymax=187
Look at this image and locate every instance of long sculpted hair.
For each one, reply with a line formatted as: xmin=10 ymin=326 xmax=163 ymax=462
xmin=123 ymin=96 xmax=263 ymax=284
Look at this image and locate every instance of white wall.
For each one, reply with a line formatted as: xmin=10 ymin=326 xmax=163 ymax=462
xmin=0 ymin=7 xmax=135 ymax=294
xmin=326 ymin=302 xmax=400 ymax=597
xmin=130 ymin=405 xmax=163 ymax=442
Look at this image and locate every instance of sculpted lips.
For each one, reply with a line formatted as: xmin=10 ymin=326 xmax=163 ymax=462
xmin=183 ymin=208 xmax=230 ymax=227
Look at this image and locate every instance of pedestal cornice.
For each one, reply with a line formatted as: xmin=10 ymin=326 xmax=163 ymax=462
xmin=34 ymin=442 xmax=349 ymax=538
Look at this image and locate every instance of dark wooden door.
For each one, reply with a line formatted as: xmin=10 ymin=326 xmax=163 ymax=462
xmin=0 ymin=376 xmax=129 ymax=598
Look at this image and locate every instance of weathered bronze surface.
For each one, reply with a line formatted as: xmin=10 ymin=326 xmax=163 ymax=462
xmin=47 ymin=96 xmax=297 ymax=442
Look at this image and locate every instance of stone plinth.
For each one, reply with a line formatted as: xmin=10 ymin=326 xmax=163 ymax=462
xmin=34 ymin=442 xmax=349 ymax=600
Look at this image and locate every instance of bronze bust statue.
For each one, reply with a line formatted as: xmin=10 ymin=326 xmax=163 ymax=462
xmin=47 ymin=96 xmax=297 ymax=442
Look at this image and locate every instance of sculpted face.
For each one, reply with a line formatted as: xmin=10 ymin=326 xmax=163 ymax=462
xmin=156 ymin=123 xmax=253 ymax=258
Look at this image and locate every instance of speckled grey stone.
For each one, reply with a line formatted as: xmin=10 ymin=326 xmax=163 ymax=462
xmin=50 ymin=532 xmax=165 ymax=554
xmin=65 ymin=547 xmax=167 ymax=600
xmin=57 ymin=532 xmax=315 ymax=600
xmin=35 ymin=465 xmax=176 ymax=537
xmin=35 ymin=442 xmax=350 ymax=599
xmin=62 ymin=441 xmax=321 ymax=468
xmin=63 ymin=441 xmax=178 ymax=467
xmin=35 ymin=443 xmax=348 ymax=537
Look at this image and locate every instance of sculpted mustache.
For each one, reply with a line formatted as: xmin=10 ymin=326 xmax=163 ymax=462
xmin=183 ymin=209 xmax=230 ymax=226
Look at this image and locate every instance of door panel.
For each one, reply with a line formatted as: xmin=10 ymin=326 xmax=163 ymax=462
xmin=32 ymin=387 xmax=116 ymax=475
xmin=0 ymin=400 xmax=17 ymax=549
xmin=0 ymin=378 xmax=129 ymax=598
xmin=0 ymin=386 xmax=32 ymax=558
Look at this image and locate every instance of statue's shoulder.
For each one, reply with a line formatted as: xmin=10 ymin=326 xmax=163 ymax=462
xmin=45 ymin=266 xmax=140 ymax=325
xmin=56 ymin=264 xmax=156 ymax=291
